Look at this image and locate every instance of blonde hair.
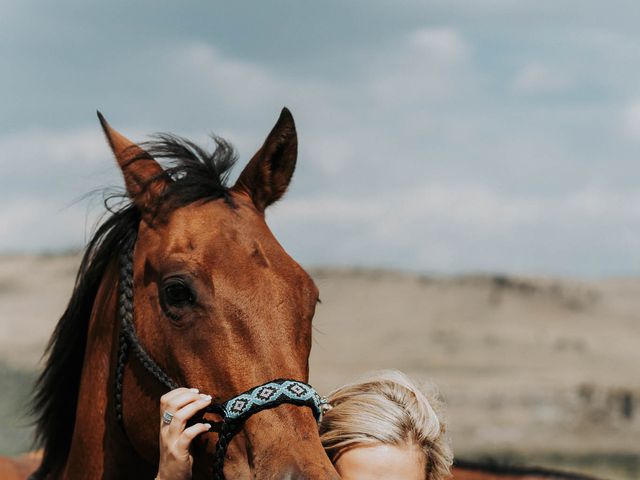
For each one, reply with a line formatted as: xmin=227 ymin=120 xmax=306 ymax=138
xmin=319 ymin=370 xmax=453 ymax=480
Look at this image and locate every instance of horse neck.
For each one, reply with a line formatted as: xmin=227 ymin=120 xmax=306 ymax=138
xmin=62 ymin=260 xmax=154 ymax=479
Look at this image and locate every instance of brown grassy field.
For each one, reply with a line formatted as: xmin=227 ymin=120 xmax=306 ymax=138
xmin=0 ymin=254 xmax=638 ymax=479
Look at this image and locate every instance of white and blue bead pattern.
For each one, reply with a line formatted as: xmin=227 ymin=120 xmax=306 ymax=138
xmin=222 ymin=379 xmax=325 ymax=422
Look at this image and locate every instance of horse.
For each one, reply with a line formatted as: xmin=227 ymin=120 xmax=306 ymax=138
xmin=0 ymin=108 xmax=601 ymax=480
xmin=0 ymin=108 xmax=339 ymax=479
xmin=450 ymin=460 xmax=601 ymax=480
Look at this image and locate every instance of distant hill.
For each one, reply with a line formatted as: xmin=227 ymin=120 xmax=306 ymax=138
xmin=0 ymin=255 xmax=637 ymax=479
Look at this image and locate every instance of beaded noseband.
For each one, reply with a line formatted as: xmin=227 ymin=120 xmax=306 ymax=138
xmin=114 ymin=232 xmax=325 ymax=479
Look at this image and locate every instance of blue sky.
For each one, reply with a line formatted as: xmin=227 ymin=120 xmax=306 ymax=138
xmin=2 ymin=1 xmax=640 ymax=276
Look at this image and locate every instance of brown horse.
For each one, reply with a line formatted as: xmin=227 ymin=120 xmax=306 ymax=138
xmin=1 ymin=108 xmax=339 ymax=479
xmin=0 ymin=109 xmax=600 ymax=480
xmin=450 ymin=460 xmax=601 ymax=480
xmin=1 ymin=454 xmax=601 ymax=480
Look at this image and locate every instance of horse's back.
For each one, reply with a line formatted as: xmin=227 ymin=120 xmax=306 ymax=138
xmin=452 ymin=466 xmax=524 ymax=480
xmin=451 ymin=462 xmax=598 ymax=480
xmin=0 ymin=451 xmax=41 ymax=480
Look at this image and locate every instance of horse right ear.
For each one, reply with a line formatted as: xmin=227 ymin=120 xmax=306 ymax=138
xmin=232 ymin=107 xmax=298 ymax=212
xmin=98 ymin=111 xmax=169 ymax=222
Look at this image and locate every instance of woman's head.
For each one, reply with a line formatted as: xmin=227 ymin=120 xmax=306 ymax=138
xmin=319 ymin=370 xmax=453 ymax=480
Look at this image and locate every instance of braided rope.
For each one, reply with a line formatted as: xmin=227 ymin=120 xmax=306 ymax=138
xmin=114 ymin=329 xmax=128 ymax=422
xmin=212 ymin=419 xmax=240 ymax=480
xmin=115 ymin=233 xmax=178 ymax=420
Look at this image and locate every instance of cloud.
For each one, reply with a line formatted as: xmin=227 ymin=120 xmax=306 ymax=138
xmin=3 ymin=3 xmax=640 ymax=276
xmin=0 ymin=198 xmax=99 ymax=252
xmin=367 ymin=27 xmax=473 ymax=103
xmin=623 ymin=99 xmax=640 ymax=140
xmin=0 ymin=127 xmax=121 ymax=252
xmin=178 ymin=43 xmax=285 ymax=110
xmin=274 ymin=184 xmax=538 ymax=230
xmin=300 ymin=135 xmax=355 ymax=176
xmin=512 ymin=62 xmax=574 ymax=95
xmin=269 ymin=184 xmax=640 ymax=274
xmin=168 ymin=31 xmax=475 ymax=183
xmin=0 ymin=128 xmax=106 ymax=172
xmin=0 ymin=128 xmax=119 ymax=207
xmin=410 ymin=27 xmax=470 ymax=63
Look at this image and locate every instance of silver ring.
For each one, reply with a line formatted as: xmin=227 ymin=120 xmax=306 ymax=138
xmin=162 ymin=410 xmax=174 ymax=425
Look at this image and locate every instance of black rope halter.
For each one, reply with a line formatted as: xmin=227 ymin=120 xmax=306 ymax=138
xmin=114 ymin=231 xmax=325 ymax=480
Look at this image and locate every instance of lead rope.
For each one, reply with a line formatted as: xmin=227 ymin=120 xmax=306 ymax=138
xmin=211 ymin=419 xmax=240 ymax=480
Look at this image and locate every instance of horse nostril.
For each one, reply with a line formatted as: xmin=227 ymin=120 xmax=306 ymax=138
xmin=277 ymin=462 xmax=341 ymax=480
xmin=278 ymin=465 xmax=306 ymax=480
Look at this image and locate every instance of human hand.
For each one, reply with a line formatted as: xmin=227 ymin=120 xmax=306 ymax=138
xmin=156 ymin=387 xmax=212 ymax=480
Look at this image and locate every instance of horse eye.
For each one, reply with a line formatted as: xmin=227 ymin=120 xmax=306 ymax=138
xmin=162 ymin=279 xmax=196 ymax=308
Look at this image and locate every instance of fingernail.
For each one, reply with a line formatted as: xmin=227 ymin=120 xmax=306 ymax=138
xmin=200 ymin=393 xmax=212 ymax=400
xmin=205 ymin=423 xmax=211 ymax=429
xmin=190 ymin=388 xmax=199 ymax=393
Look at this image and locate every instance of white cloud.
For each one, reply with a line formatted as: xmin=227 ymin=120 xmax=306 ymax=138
xmin=410 ymin=27 xmax=470 ymax=64
xmin=0 ymin=202 xmax=42 ymax=241
xmin=269 ymin=184 xmax=640 ymax=274
xmin=3 ymin=13 xmax=640 ymax=276
xmin=0 ymin=198 xmax=98 ymax=251
xmin=0 ymin=127 xmax=121 ymax=251
xmin=512 ymin=62 xmax=574 ymax=94
xmin=175 ymin=42 xmax=344 ymax=121
xmin=301 ymin=135 xmax=355 ymax=176
xmin=0 ymin=128 xmax=107 ymax=174
xmin=623 ymin=99 xmax=640 ymax=140
xmin=178 ymin=43 xmax=285 ymax=110
xmin=176 ymin=27 xmax=473 ymax=116
xmin=364 ymin=27 xmax=474 ymax=106
xmin=275 ymin=185 xmax=536 ymax=234
xmin=170 ymin=34 xmax=475 ymax=179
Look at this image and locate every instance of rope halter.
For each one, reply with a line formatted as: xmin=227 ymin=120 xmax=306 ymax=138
xmin=114 ymin=231 xmax=326 ymax=480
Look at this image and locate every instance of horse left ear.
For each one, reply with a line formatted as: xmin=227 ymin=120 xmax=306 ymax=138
xmin=232 ymin=107 xmax=297 ymax=212
xmin=97 ymin=111 xmax=169 ymax=222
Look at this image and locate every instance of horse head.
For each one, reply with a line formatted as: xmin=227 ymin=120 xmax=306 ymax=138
xmin=30 ymin=109 xmax=338 ymax=479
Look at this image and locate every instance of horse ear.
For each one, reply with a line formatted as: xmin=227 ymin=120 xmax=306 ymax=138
xmin=97 ymin=111 xmax=168 ymax=222
xmin=232 ymin=107 xmax=297 ymax=212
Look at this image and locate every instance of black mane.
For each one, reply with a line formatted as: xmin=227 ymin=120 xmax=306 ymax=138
xmin=29 ymin=134 xmax=237 ymax=477
xmin=147 ymin=134 xmax=237 ymax=210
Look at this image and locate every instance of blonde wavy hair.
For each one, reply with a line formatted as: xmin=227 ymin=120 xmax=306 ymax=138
xmin=319 ymin=370 xmax=453 ymax=480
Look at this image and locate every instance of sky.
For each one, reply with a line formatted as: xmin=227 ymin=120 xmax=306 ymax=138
xmin=2 ymin=0 xmax=640 ymax=277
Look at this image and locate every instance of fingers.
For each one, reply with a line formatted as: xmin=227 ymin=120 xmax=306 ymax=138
xmin=160 ymin=388 xmax=212 ymax=430
xmin=159 ymin=391 xmax=213 ymax=467
xmin=160 ymin=390 xmax=212 ymax=446
xmin=160 ymin=388 xmax=200 ymax=417
xmin=161 ymin=387 xmax=198 ymax=404
xmin=171 ymin=394 xmax=212 ymax=430
xmin=176 ymin=422 xmax=212 ymax=451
